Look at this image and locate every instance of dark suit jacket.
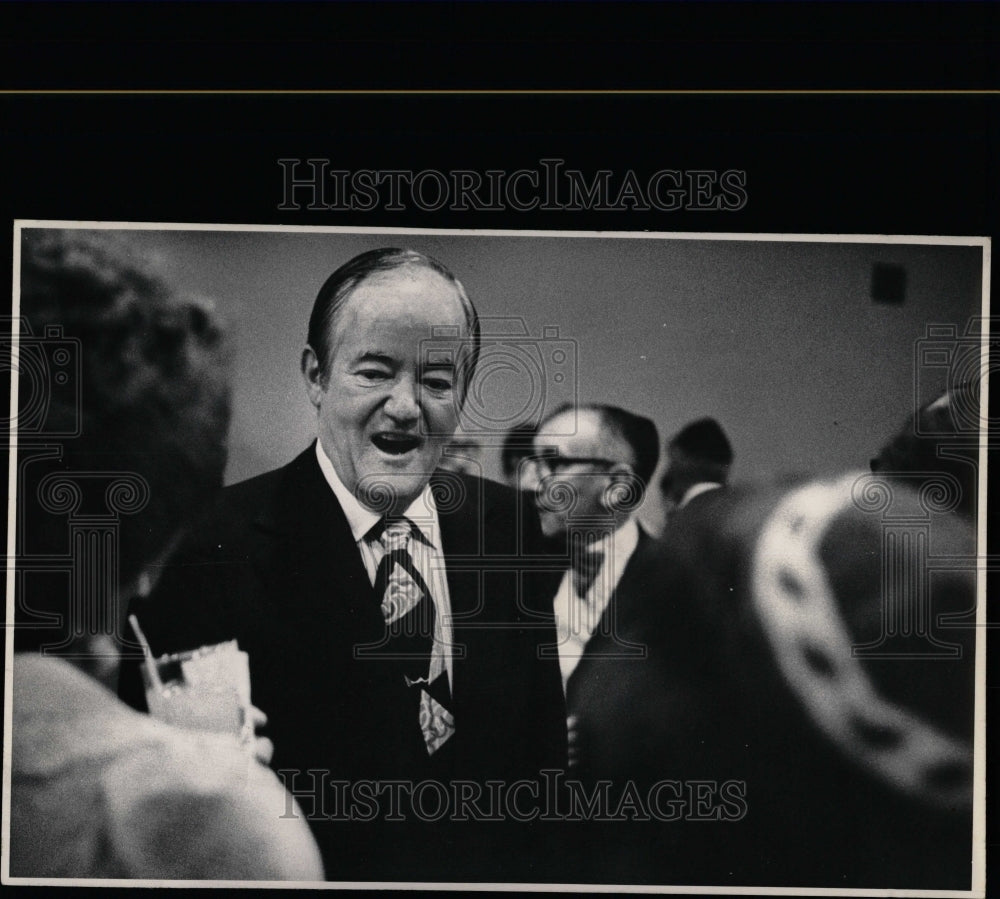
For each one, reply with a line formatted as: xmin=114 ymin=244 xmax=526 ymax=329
xmin=120 ymin=445 xmax=567 ymax=878
xmin=564 ymin=527 xmax=656 ymax=719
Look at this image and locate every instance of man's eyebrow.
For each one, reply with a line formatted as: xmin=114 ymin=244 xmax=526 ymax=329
xmin=352 ymin=351 xmax=394 ymax=366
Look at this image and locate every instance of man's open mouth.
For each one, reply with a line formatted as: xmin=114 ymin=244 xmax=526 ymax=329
xmin=372 ymin=433 xmax=422 ymax=456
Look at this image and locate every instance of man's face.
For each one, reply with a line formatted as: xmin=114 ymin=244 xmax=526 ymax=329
xmin=529 ymin=409 xmax=632 ymax=539
xmin=302 ymin=265 xmax=468 ymax=513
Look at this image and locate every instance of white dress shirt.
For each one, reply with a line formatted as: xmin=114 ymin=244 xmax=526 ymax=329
xmin=315 ymin=440 xmax=454 ymax=690
xmin=552 ymin=517 xmax=641 ymax=690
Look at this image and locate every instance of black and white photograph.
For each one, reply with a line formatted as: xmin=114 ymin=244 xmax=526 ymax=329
xmin=2 ymin=223 xmax=989 ymax=893
xmin=0 ymin=2 xmax=997 ymax=896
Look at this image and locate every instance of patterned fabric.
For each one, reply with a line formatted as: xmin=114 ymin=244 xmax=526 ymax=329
xmin=570 ymin=546 xmax=606 ymax=599
xmin=375 ymin=521 xmax=432 ymax=644
xmin=750 ymin=473 xmax=973 ymax=809
xmin=419 ymin=689 xmax=456 ymax=755
xmin=371 ymin=518 xmax=454 ymax=754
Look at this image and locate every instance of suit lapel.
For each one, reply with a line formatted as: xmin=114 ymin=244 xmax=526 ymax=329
xmin=596 ymin=528 xmax=653 ymax=636
xmin=568 ymin=527 xmax=653 ymax=701
xmin=253 ymin=445 xmax=384 ymax=639
xmin=433 ymin=471 xmax=489 ymax=711
xmin=433 ymin=471 xmax=484 ymax=609
xmin=252 ymin=446 xmax=430 ymax=771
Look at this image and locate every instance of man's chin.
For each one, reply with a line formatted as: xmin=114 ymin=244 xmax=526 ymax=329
xmin=354 ymin=455 xmax=441 ymax=514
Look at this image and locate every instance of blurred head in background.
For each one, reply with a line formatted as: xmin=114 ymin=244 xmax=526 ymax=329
xmin=500 ymin=420 xmax=539 ymax=491
xmin=660 ymin=417 xmax=733 ymax=512
xmin=437 ymin=436 xmax=484 ymax=478
xmin=871 ymin=379 xmax=981 ymax=520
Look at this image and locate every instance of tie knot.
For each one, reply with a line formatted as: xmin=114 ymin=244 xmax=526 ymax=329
xmin=375 ymin=517 xmax=414 ymax=552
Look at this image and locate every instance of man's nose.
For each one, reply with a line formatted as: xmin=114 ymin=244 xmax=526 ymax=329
xmin=383 ymin=376 xmax=420 ymax=422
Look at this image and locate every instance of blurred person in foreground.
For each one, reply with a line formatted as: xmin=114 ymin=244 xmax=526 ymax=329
xmin=569 ymin=469 xmax=977 ymax=889
xmin=9 ymin=230 xmax=323 ymax=880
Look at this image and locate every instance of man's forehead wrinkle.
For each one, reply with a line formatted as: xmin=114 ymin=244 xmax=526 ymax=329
xmin=539 ymin=410 xmax=578 ymax=438
xmin=539 ymin=432 xmax=601 ymax=459
xmin=341 ymin=266 xmax=465 ymax=313
xmin=339 ymin=308 xmax=469 ymax=340
xmin=363 ymin=262 xmax=430 ymax=285
xmin=329 ymin=314 xmax=467 ymax=361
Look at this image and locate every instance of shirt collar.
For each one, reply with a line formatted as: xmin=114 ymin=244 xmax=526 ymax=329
xmin=605 ymin=517 xmax=640 ymax=577
xmin=315 ymin=440 xmax=440 ymax=547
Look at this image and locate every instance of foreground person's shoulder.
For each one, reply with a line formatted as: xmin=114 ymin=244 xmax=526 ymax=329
xmin=108 ymin=728 xmax=324 ymax=882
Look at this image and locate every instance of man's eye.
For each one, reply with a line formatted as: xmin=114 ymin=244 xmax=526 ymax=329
xmin=357 ymin=369 xmax=390 ymax=381
xmin=423 ymin=376 xmax=454 ymax=392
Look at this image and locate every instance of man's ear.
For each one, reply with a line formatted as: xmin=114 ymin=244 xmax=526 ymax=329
xmin=301 ymin=345 xmax=325 ymax=408
xmin=603 ymin=463 xmax=642 ymax=514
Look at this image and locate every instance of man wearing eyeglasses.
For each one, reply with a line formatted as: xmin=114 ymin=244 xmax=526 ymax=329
xmin=526 ymin=404 xmax=660 ymax=756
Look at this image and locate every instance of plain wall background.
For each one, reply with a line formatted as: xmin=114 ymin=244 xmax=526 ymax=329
xmin=84 ymin=229 xmax=984 ymax=532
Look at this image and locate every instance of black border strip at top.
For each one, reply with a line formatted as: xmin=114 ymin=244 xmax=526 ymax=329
xmin=0 ymin=0 xmax=998 ymax=91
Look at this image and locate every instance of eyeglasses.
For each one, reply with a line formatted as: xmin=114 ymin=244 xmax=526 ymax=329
xmin=525 ymin=455 xmax=621 ymax=475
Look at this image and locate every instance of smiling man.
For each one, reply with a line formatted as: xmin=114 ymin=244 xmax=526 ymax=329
xmin=300 ymin=253 xmax=473 ymax=514
xmin=119 ymin=248 xmax=567 ymax=879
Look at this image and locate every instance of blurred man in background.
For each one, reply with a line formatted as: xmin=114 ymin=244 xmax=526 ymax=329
xmin=527 ymin=404 xmax=659 ymax=719
xmin=660 ymin=417 xmax=734 ymax=515
xmin=437 ymin=435 xmax=485 ymax=478
xmin=500 ymin=421 xmax=539 ymax=492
